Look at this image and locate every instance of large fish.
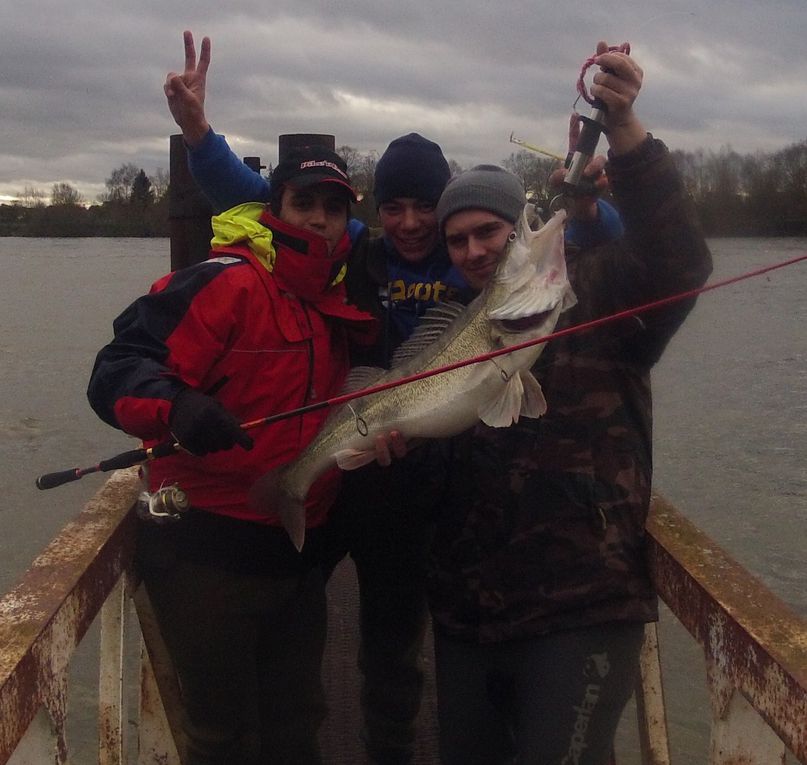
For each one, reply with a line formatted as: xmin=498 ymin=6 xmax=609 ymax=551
xmin=251 ymin=207 xmax=575 ymax=549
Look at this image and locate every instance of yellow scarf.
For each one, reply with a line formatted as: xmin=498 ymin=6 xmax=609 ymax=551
xmin=211 ymin=203 xmax=276 ymax=271
xmin=210 ymin=202 xmax=347 ymax=285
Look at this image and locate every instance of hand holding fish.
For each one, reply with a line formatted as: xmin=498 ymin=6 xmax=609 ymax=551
xmin=590 ymin=40 xmax=647 ymax=156
xmin=372 ymin=430 xmax=408 ymax=467
xmin=164 ymin=30 xmax=211 ymax=148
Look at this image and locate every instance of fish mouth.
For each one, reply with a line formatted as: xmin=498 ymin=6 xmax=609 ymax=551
xmin=499 ymin=310 xmax=553 ymax=331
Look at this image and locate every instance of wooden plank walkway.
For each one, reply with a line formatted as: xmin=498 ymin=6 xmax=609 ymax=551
xmin=320 ymin=557 xmax=440 ymax=763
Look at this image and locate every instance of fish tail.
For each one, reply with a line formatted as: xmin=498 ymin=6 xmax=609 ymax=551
xmin=279 ymin=501 xmax=307 ymax=552
xmin=248 ymin=470 xmax=307 ymax=551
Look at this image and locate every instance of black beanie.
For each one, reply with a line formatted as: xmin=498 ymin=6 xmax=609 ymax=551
xmin=373 ymin=133 xmax=451 ymax=207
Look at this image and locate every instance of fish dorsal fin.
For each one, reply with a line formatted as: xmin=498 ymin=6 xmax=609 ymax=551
xmin=389 ymin=300 xmax=467 ymax=368
xmin=342 ymin=365 xmax=386 ymax=394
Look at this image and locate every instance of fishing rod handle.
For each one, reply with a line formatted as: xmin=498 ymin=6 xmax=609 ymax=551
xmin=35 ymin=443 xmax=177 ymax=490
xmin=35 ymin=446 xmax=149 ymax=490
xmin=36 ymin=468 xmax=84 ymax=490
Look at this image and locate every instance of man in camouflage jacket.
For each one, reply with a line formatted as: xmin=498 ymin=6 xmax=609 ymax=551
xmin=427 ymin=43 xmax=713 ymax=765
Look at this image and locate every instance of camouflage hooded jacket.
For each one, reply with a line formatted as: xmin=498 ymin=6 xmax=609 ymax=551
xmin=427 ymin=136 xmax=713 ymax=643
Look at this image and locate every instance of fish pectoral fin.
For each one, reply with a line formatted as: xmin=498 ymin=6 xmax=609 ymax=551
xmin=478 ymin=371 xmax=547 ymax=428
xmin=519 ymin=371 xmax=548 ymax=418
xmin=478 ymin=373 xmax=525 ymax=427
xmin=334 ymin=447 xmax=378 ymax=471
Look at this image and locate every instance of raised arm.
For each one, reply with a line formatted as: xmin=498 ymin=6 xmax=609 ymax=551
xmin=587 ymin=42 xmax=712 ymax=363
xmin=188 ymin=129 xmax=271 ymax=212
xmin=547 ymin=39 xmax=643 ymax=241
xmin=164 ymin=30 xmax=270 ymax=211
xmin=164 ymin=30 xmax=211 ymax=148
xmin=591 ymin=40 xmax=647 ymax=157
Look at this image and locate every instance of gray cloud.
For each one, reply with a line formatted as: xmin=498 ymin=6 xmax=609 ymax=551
xmin=1 ymin=0 xmax=805 ymax=202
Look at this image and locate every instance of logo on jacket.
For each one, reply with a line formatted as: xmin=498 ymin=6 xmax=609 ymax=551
xmin=388 ymin=278 xmax=459 ymax=304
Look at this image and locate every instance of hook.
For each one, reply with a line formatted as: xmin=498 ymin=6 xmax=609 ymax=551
xmin=347 ymin=404 xmax=369 ymax=436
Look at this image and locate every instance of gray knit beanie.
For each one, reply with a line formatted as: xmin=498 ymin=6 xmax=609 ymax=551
xmin=436 ymin=164 xmax=525 ymax=231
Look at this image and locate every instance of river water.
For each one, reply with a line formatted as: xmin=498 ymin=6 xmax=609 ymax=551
xmin=1 ymin=236 xmax=805 ymax=762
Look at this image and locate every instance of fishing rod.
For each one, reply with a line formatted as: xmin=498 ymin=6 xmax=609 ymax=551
xmin=508 ymin=132 xmax=565 ymax=162
xmin=35 ymin=252 xmax=807 ymax=490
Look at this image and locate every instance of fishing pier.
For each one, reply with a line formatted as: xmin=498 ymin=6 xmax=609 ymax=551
xmin=1 ymin=469 xmax=806 ymax=763
xmin=2 ymin=139 xmax=805 ymax=764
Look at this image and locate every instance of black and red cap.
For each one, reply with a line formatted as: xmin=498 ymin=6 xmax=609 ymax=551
xmin=271 ymin=145 xmax=358 ymax=202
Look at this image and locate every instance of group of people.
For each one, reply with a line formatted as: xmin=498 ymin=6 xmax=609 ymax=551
xmin=87 ymin=31 xmax=712 ymax=765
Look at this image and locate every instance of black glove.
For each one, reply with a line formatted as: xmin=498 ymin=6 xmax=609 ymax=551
xmin=168 ymin=389 xmax=254 ymax=456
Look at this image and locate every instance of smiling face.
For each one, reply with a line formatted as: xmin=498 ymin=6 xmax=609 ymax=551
xmin=278 ymin=185 xmax=350 ymax=254
xmin=443 ymin=209 xmax=514 ymax=290
xmin=377 ymin=197 xmax=440 ymax=263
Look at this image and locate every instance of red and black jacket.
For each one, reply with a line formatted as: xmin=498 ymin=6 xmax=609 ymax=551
xmin=87 ymin=211 xmax=377 ymax=528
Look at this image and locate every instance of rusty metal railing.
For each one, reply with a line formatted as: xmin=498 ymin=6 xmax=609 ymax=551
xmin=1 ymin=473 xmax=805 ymax=764
xmin=644 ymin=494 xmax=807 ymax=764
xmin=0 ymin=468 xmax=183 ymax=765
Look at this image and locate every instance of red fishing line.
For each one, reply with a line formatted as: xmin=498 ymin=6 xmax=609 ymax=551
xmin=244 ymin=252 xmax=807 ymax=429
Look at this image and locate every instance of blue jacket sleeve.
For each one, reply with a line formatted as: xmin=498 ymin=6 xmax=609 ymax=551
xmin=564 ymin=198 xmax=625 ymax=249
xmin=187 ymin=128 xmax=271 ymax=212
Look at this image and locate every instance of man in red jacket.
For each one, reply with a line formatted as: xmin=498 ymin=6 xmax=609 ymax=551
xmin=87 ymin=146 xmax=377 ymax=765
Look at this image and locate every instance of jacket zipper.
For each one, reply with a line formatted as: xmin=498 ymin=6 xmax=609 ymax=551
xmin=301 ymin=304 xmax=317 ymax=401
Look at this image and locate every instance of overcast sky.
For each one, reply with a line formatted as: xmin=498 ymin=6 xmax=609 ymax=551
xmin=2 ymin=0 xmax=805 ymax=203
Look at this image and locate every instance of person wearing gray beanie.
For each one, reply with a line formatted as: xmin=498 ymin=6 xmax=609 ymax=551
xmin=434 ymin=165 xmax=527 ymax=290
xmin=436 ymin=164 xmax=526 ymax=231
xmin=428 ymin=43 xmax=714 ymax=765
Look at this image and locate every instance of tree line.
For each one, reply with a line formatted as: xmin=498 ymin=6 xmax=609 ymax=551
xmin=496 ymin=138 xmax=807 ymax=237
xmin=0 ymin=164 xmax=170 ymax=237
xmin=2 ymin=138 xmax=806 ymax=238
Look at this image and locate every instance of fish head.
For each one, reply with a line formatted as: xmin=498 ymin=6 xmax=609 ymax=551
xmin=487 ymin=206 xmax=575 ymax=323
